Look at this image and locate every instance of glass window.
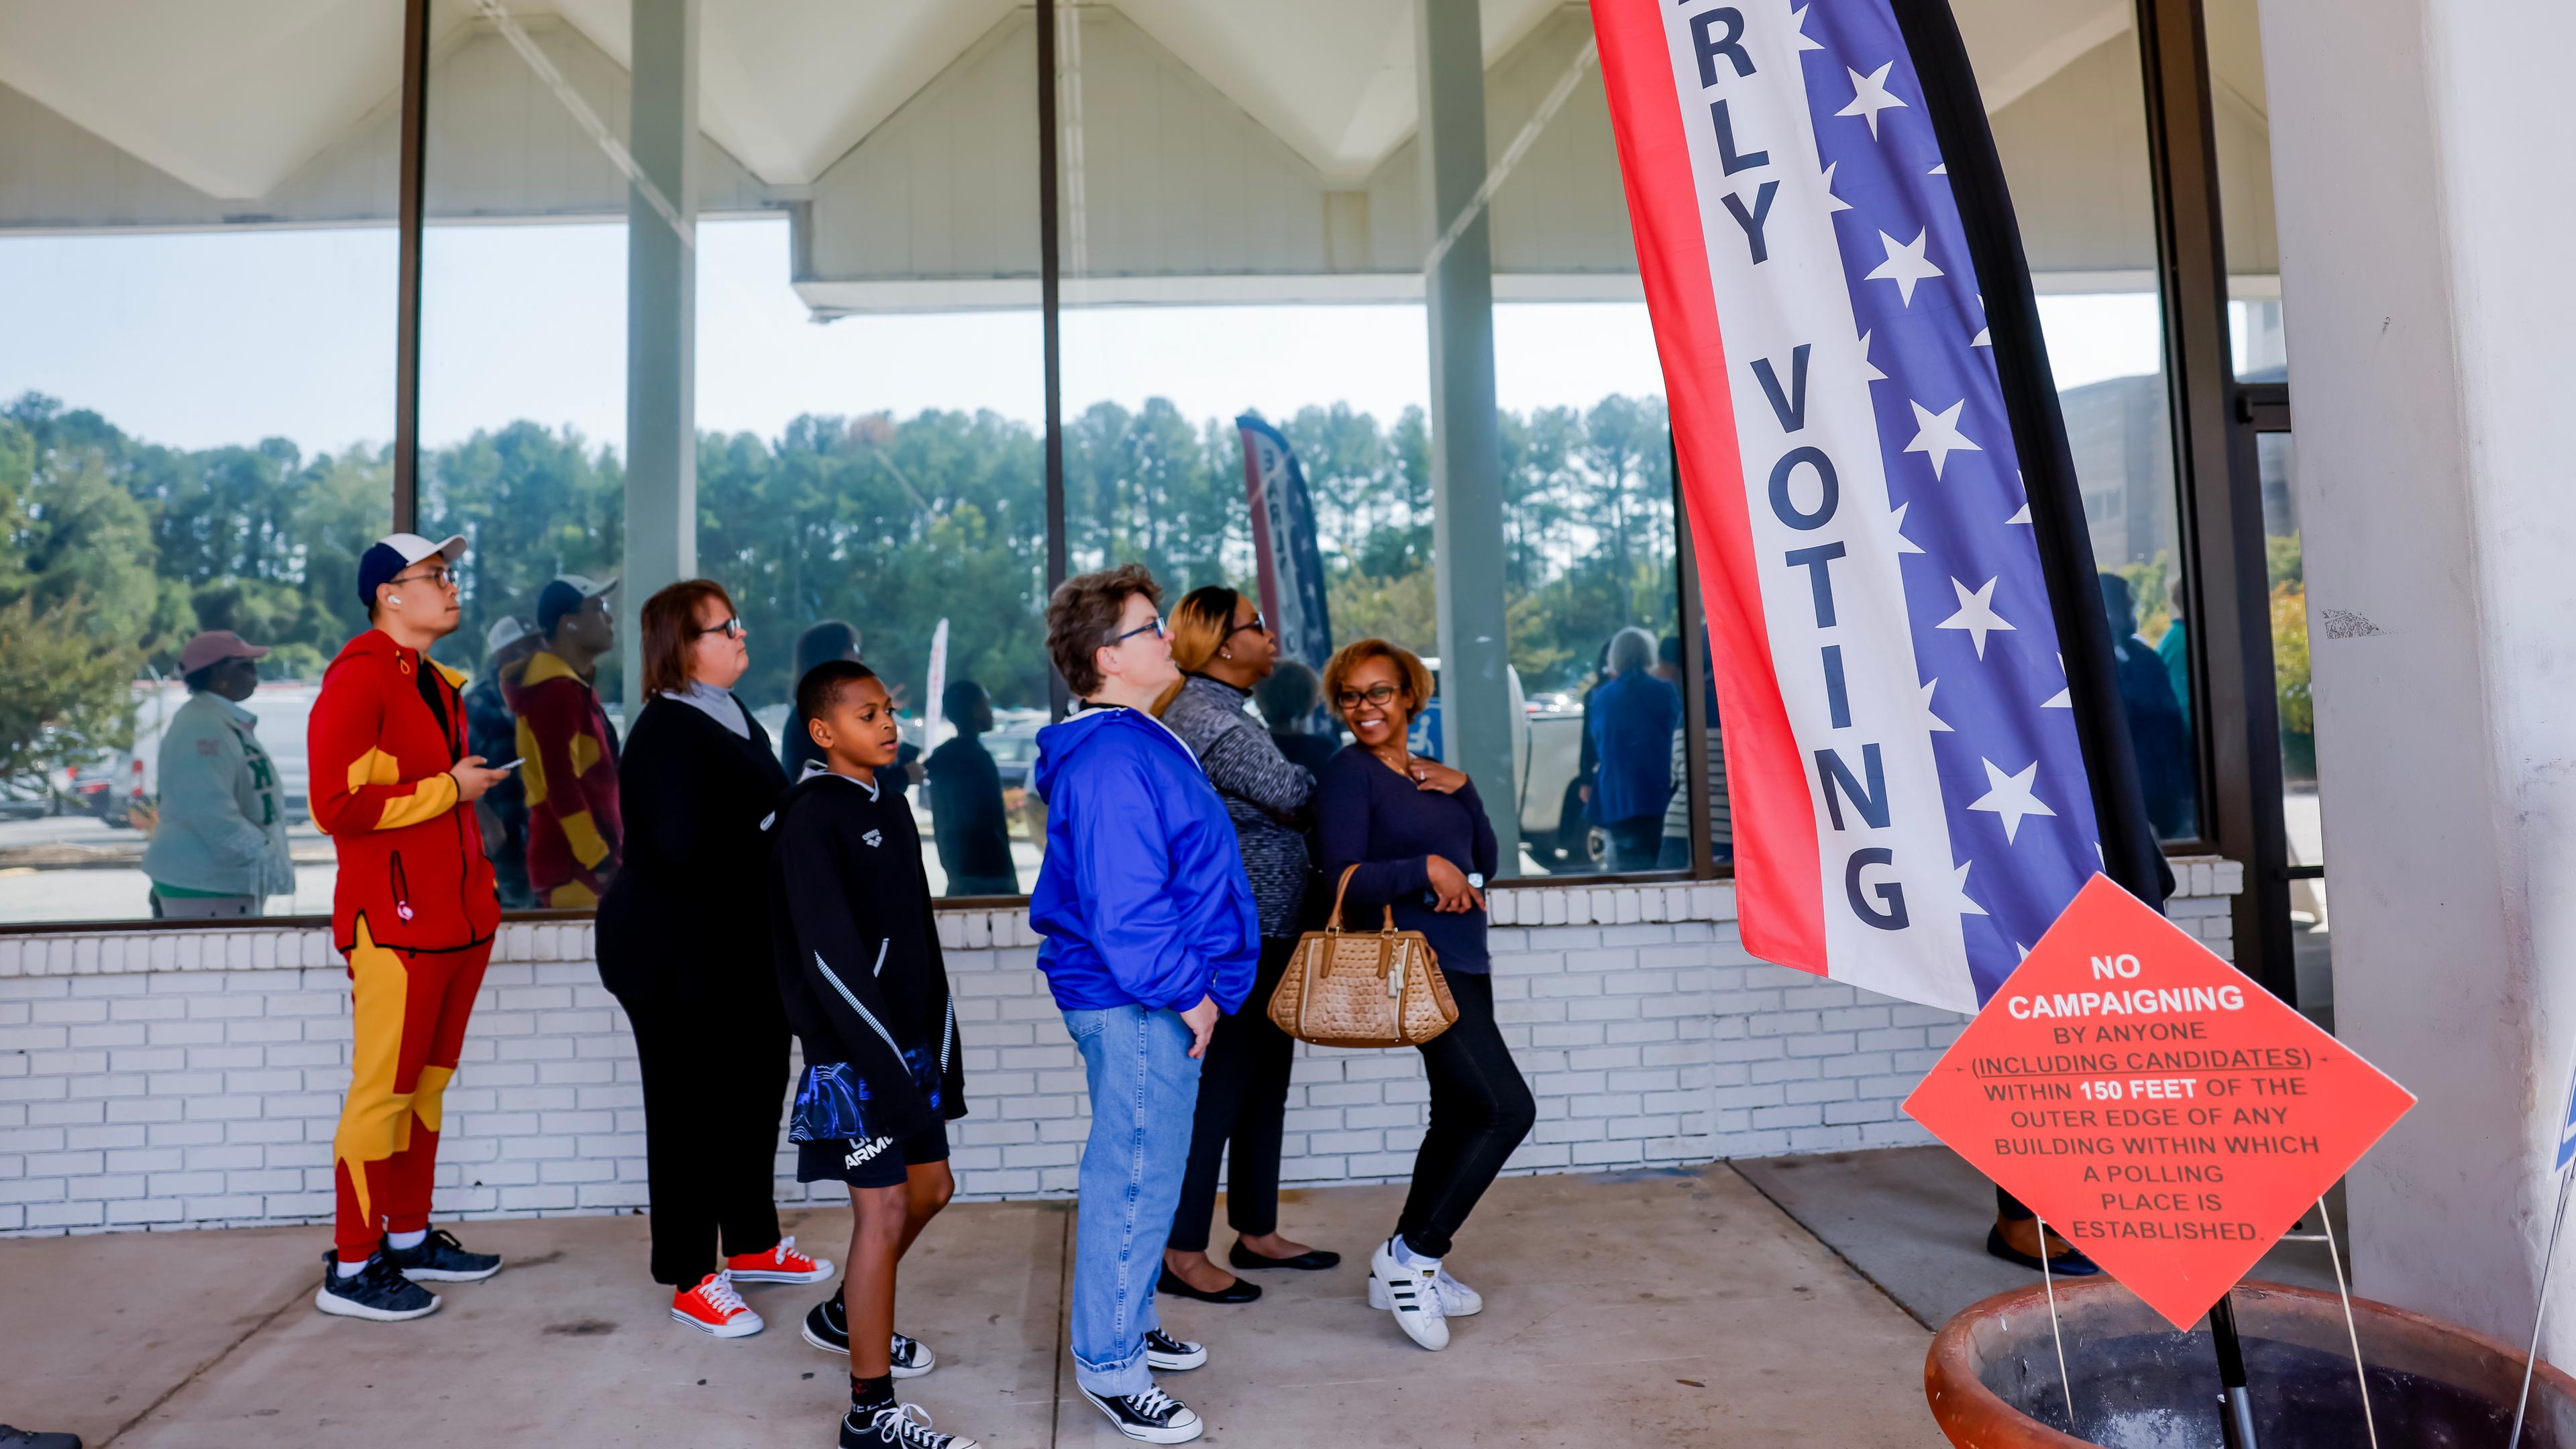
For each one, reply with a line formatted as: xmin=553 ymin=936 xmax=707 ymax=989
xmin=417 ymin=0 xmax=632 ymax=912
xmin=2206 ymin=0 xmax=2287 ymax=380
xmin=0 ymin=20 xmax=398 ymax=925
xmin=2255 ymin=432 xmax=2328 ymax=1024
xmin=696 ymin=0 xmax=1050 ymax=900
xmin=1964 ymin=9 xmax=2202 ymax=843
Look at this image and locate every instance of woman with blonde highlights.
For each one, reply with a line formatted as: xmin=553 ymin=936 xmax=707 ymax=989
xmin=1151 ymin=586 xmax=1338 ymax=1303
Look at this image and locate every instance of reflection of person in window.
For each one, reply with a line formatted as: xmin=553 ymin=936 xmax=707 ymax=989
xmin=1254 ymin=660 xmax=1340 ymax=777
xmin=141 ymin=630 xmax=296 ymax=918
xmin=925 ymin=679 xmax=1017 ymax=897
xmin=1657 ymin=642 xmax=1731 ymax=871
xmin=508 ymin=575 xmax=623 ymax=908
xmin=784 ymin=621 xmax=920 ymax=800
xmin=464 ymin=616 xmax=541 ymax=909
xmin=2099 ymin=574 xmax=2196 ymax=840
xmin=1585 ymin=628 xmax=1683 ymax=873
xmin=2157 ymin=576 xmax=2192 ymax=731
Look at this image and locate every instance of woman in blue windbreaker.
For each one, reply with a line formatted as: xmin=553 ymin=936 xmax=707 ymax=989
xmin=1027 ymin=564 xmax=1256 ymax=1447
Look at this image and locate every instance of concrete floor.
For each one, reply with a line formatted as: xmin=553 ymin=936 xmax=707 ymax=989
xmin=3 ymin=1165 xmax=1940 ymax=1448
xmin=1735 ymin=1144 xmax=2349 ymax=1330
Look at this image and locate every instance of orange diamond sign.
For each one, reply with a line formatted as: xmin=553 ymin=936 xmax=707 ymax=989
xmin=1904 ymin=874 xmax=2414 ymax=1330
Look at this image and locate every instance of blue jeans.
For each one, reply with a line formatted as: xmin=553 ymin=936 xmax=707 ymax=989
xmin=1062 ymin=1004 xmax=1203 ymax=1397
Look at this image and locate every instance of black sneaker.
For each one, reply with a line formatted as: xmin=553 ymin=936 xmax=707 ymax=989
xmin=839 ymin=1402 xmax=980 ymax=1449
xmin=1077 ymin=1385 xmax=1202 ymax=1444
xmin=384 ymin=1228 xmax=502 ymax=1283
xmin=803 ymin=1290 xmax=935 ymax=1378
xmin=0 ymin=1428 xmax=83 ymax=1449
xmin=1143 ymin=1328 xmax=1205 ymax=1371
xmin=314 ymin=1249 xmax=441 ymax=1322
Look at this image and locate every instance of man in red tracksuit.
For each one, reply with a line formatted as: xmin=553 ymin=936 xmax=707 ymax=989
xmin=307 ymin=532 xmax=513 ymax=1322
xmin=507 ymin=574 xmax=622 ymax=908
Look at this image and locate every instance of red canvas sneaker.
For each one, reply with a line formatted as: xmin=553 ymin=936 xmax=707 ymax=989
xmin=727 ymin=1234 xmax=835 ymax=1284
xmin=672 ymin=1271 xmax=763 ymax=1338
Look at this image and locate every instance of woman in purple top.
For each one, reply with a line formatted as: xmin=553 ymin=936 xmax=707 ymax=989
xmin=1311 ymin=639 xmax=1534 ymax=1355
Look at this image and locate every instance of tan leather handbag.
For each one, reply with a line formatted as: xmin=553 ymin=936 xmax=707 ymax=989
xmin=1269 ymin=866 xmax=1459 ymax=1049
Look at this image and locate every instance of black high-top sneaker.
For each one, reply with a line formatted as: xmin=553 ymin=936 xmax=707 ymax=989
xmin=841 ymin=1402 xmax=981 ymax=1449
xmin=1077 ymin=1384 xmax=1203 ymax=1444
xmin=1142 ymin=1328 xmax=1205 ymax=1371
xmin=314 ymin=1249 xmax=441 ymax=1322
xmin=384 ymin=1228 xmax=502 ymax=1283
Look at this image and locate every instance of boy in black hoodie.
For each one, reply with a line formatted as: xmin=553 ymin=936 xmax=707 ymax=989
xmin=769 ymin=660 xmax=975 ymax=1449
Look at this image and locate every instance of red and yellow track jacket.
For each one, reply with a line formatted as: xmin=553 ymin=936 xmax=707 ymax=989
xmin=308 ymin=629 xmax=500 ymax=955
xmin=504 ymin=649 xmax=623 ymax=906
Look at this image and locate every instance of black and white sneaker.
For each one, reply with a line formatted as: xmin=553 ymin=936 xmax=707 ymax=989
xmin=1077 ymin=1385 xmax=1202 ymax=1444
xmin=384 ymin=1228 xmax=502 ymax=1283
xmin=314 ymin=1250 xmax=441 ymax=1322
xmin=1142 ymin=1328 xmax=1205 ymax=1371
xmin=802 ymin=1290 xmax=936 ymax=1378
xmin=1367 ymin=1237 xmax=1450 ymax=1351
xmin=840 ymin=1402 xmax=979 ymax=1449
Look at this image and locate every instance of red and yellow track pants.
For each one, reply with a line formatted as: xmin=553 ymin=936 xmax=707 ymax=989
xmin=331 ymin=919 xmax=492 ymax=1260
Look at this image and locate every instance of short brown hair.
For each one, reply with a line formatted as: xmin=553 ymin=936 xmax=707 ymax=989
xmin=1047 ymin=563 xmax=1161 ymax=698
xmin=1322 ymin=637 xmax=1433 ymax=723
xmin=639 ymin=579 xmax=736 ymax=696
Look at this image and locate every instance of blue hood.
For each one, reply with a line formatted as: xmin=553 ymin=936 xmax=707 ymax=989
xmin=1026 ymin=707 xmax=1258 ymax=1014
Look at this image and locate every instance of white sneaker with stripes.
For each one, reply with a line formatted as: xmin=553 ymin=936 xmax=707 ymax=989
xmin=1367 ymin=1237 xmax=1450 ymax=1351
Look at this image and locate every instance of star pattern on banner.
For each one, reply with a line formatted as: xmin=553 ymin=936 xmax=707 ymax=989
xmin=1920 ymin=677 xmax=1953 ymax=733
xmin=2042 ymin=652 xmax=2072 ymax=708
xmin=1903 ymin=398 xmax=1982 ymax=480
xmin=1858 ymin=329 xmax=1888 ymax=382
xmin=1968 ymin=759 xmax=2057 ymax=844
xmin=1821 ymin=160 xmax=1852 ymax=214
xmin=1953 ymin=859 xmax=1988 ymax=916
xmin=1789 ymin=5 xmax=1825 ymax=54
xmin=1864 ymin=228 xmax=1941 ymax=306
xmin=1935 ymin=576 xmax=2015 ymax=659
xmin=1890 ymin=500 xmax=1925 ymax=555
xmin=1837 ymin=61 xmax=1908 ymax=140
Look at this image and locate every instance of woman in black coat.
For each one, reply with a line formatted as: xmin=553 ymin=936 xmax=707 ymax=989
xmin=597 ymin=580 xmax=833 ymax=1336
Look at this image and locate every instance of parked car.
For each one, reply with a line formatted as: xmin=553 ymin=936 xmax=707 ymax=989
xmin=0 ymin=775 xmax=54 ymax=820
xmin=64 ymin=756 xmax=147 ymax=827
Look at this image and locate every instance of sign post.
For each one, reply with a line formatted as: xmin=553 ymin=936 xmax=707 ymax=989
xmin=2505 ymin=1047 xmax=2576 ymax=1449
xmin=1906 ymin=876 xmax=2415 ymax=1434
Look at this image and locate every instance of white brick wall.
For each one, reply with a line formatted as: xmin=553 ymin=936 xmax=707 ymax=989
xmin=0 ymin=863 xmax=2243 ymax=1236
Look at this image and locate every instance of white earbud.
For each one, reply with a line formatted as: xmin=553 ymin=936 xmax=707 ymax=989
xmin=386 ymin=595 xmax=402 ymax=605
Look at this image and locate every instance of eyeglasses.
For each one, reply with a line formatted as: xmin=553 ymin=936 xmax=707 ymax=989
xmin=694 ymin=616 xmax=745 ymax=639
xmin=390 ymin=566 xmax=458 ymax=590
xmin=1112 ymin=616 xmax=1167 ymax=645
xmin=1336 ymin=682 xmax=1402 ymax=710
xmin=1225 ymin=611 xmax=1270 ymax=641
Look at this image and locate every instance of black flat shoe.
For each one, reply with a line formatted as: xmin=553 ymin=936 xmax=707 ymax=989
xmin=1985 ymin=1226 xmax=2100 ymax=1276
xmin=1157 ymin=1266 xmax=1262 ymax=1304
xmin=1228 ymin=1242 xmax=1341 ymax=1272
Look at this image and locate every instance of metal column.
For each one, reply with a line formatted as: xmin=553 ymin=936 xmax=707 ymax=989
xmin=1417 ymin=0 xmax=1520 ymax=874
xmin=622 ymin=0 xmax=700 ymax=715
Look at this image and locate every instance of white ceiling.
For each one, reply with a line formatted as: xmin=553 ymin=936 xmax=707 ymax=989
xmin=0 ymin=0 xmax=2163 ymax=207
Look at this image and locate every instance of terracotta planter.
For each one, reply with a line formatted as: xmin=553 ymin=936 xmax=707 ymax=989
xmin=1926 ymin=1277 xmax=2576 ymax=1448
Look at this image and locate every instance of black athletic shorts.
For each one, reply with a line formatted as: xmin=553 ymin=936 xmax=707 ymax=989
xmin=796 ymin=1118 xmax=951 ymax=1190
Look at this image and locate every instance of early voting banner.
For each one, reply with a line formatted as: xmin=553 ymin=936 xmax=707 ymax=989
xmin=1594 ymin=0 xmax=2166 ymax=1012
xmin=1236 ymin=415 xmax=1334 ymax=678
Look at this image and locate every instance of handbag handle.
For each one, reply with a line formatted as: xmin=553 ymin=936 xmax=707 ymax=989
xmin=1324 ymin=863 xmax=1398 ymax=936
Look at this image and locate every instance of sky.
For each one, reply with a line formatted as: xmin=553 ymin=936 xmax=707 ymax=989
xmin=0 ymin=217 xmax=2172 ymax=461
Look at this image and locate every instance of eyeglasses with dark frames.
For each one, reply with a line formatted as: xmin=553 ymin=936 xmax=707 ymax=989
xmin=693 ymin=616 xmax=746 ymax=639
xmin=1336 ymin=682 xmax=1402 ymax=710
xmin=390 ymin=566 xmax=458 ymax=591
xmin=1225 ymin=610 xmax=1269 ymax=641
xmin=1112 ymin=616 xmax=1167 ymax=645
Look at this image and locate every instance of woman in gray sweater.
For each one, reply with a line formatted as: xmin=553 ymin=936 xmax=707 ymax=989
xmin=1152 ymin=586 xmax=1340 ymax=1303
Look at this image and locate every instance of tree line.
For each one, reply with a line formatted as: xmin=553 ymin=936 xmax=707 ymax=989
xmin=0 ymin=389 xmax=1679 ymax=779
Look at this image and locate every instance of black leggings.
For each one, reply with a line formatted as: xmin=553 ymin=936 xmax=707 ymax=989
xmin=627 ymin=995 xmax=791 ymax=1287
xmin=1168 ymin=936 xmax=1299 ymax=1252
xmin=1397 ymin=971 xmax=1536 ymax=1259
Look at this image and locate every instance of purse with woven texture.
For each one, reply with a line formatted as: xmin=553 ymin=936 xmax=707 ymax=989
xmin=1269 ymin=865 xmax=1459 ymax=1049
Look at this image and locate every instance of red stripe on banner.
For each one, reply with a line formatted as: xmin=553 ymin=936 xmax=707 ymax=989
xmin=1593 ymin=1 xmax=1825 ymax=975
xmin=1238 ymin=429 xmax=1286 ymax=635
